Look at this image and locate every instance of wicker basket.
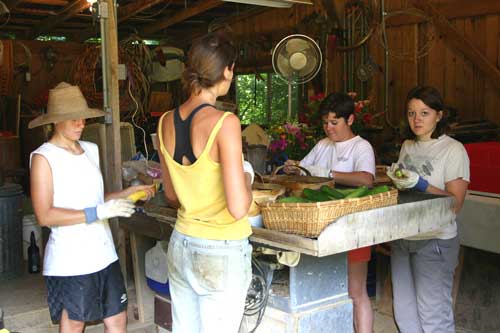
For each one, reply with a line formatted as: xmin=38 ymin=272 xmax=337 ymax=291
xmin=259 ymin=188 xmax=398 ymax=238
xmin=248 ymin=183 xmax=286 ymax=217
xmin=256 ymin=165 xmax=334 ymax=196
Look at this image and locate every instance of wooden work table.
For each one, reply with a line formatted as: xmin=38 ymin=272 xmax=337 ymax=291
xmin=120 ymin=191 xmax=454 ymax=331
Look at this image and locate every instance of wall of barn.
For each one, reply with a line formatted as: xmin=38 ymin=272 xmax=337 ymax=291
xmin=226 ymin=0 xmax=500 ymax=128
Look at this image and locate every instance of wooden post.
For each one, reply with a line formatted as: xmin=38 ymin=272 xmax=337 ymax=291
xmin=100 ymin=0 xmax=127 ymax=283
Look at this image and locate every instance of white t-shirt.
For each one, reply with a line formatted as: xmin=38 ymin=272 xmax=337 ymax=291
xmin=30 ymin=141 xmax=118 ymax=276
xmin=299 ymin=136 xmax=376 ymax=177
xmin=398 ymin=135 xmax=470 ymax=240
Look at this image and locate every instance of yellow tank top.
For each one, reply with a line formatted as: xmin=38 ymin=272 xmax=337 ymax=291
xmin=158 ymin=111 xmax=251 ymax=240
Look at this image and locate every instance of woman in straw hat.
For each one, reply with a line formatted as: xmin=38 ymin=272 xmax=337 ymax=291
xmin=29 ymin=82 xmax=155 ymax=332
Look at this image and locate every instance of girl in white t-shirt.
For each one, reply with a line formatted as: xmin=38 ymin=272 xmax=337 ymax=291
xmin=388 ymin=86 xmax=470 ymax=332
xmin=286 ymin=92 xmax=376 ymax=333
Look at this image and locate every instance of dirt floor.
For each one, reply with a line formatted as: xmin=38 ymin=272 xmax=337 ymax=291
xmin=3 ymin=246 xmax=498 ymax=332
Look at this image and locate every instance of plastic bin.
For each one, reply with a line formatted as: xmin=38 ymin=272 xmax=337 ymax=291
xmin=0 ymin=183 xmax=24 ymax=281
xmin=464 ymin=142 xmax=500 ymax=194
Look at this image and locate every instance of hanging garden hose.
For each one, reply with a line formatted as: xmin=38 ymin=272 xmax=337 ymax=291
xmin=335 ymin=0 xmax=378 ymax=52
xmin=242 ymin=257 xmax=269 ymax=333
xmin=377 ymin=8 xmax=436 ymax=61
xmin=72 ymin=35 xmax=152 ymax=128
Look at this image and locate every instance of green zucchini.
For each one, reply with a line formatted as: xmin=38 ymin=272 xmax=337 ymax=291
xmin=320 ymin=185 xmax=345 ymax=199
xmin=364 ymin=185 xmax=390 ymax=196
xmin=277 ymin=196 xmax=311 ymax=203
xmin=334 ymin=188 xmax=358 ymax=196
xmin=344 ymin=186 xmax=369 ymax=199
xmin=302 ymin=188 xmax=332 ymax=202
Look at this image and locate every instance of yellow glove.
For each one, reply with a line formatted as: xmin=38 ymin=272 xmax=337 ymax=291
xmin=127 ymin=190 xmax=148 ymax=203
xmin=127 ymin=184 xmax=159 ymax=203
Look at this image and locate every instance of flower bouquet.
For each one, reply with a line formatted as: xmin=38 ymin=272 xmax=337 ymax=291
xmin=268 ymin=122 xmax=316 ymax=165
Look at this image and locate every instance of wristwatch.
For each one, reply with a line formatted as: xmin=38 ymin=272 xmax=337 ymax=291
xmin=328 ymin=170 xmax=335 ymax=179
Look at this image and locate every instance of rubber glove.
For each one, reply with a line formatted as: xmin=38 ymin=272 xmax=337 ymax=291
xmin=243 ymin=160 xmax=255 ymax=184
xmin=386 ymin=163 xmax=429 ymax=192
xmin=84 ymin=199 xmax=135 ymax=224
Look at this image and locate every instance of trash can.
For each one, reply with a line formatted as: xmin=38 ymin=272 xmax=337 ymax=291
xmin=0 ymin=183 xmax=24 ymax=281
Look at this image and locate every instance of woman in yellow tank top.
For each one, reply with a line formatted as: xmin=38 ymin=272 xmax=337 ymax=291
xmin=157 ymin=31 xmax=254 ymax=333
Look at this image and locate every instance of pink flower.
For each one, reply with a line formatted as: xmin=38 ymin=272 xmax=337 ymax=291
xmin=284 ymin=123 xmax=300 ymax=136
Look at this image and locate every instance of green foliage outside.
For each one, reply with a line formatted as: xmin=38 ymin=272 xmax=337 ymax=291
xmin=35 ymin=35 xmax=67 ymax=42
xmin=236 ymin=73 xmax=299 ymax=126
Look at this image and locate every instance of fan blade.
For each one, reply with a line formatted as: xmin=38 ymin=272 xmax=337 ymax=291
xmin=285 ymin=38 xmax=309 ymax=54
xmin=277 ymin=53 xmax=293 ymax=78
xmin=298 ymin=49 xmax=319 ymax=77
xmin=299 ymin=56 xmax=317 ymax=77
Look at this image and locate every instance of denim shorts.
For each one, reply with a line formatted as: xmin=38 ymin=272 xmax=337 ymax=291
xmin=45 ymin=260 xmax=127 ymax=323
xmin=167 ymin=230 xmax=252 ymax=333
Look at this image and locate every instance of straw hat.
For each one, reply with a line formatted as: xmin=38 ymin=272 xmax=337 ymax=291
xmin=28 ymin=82 xmax=105 ymax=129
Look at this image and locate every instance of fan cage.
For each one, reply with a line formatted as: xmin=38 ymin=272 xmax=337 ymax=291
xmin=272 ymin=34 xmax=322 ymax=85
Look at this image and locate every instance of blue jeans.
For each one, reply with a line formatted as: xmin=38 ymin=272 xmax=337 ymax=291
xmin=391 ymin=237 xmax=459 ymax=333
xmin=167 ymin=230 xmax=252 ymax=333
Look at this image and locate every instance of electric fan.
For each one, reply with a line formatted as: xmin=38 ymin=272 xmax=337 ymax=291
xmin=272 ymin=34 xmax=322 ymax=119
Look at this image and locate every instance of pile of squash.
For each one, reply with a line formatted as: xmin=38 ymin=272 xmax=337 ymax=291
xmin=277 ymin=185 xmax=391 ymax=203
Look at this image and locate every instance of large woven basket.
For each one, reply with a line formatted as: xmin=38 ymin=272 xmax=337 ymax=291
xmin=248 ymin=183 xmax=286 ymax=217
xmin=256 ymin=165 xmax=334 ymax=196
xmin=259 ymin=188 xmax=398 ymax=238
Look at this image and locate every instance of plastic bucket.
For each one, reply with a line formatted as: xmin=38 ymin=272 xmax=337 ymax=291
xmin=22 ymin=214 xmax=42 ymax=261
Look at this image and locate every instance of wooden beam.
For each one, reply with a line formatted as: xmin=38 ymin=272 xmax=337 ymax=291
xmin=12 ymin=7 xmax=58 ymax=16
xmin=24 ymin=0 xmax=68 ymax=5
xmin=410 ymin=0 xmax=500 ymax=92
xmin=4 ymin=0 xmax=24 ymax=10
xmin=387 ymin=0 xmax=500 ymax=27
xmin=117 ymin=0 xmax=164 ymax=23
xmin=140 ymin=0 xmax=223 ymax=36
xmin=27 ymin=0 xmax=90 ymax=39
xmin=76 ymin=0 xmax=164 ymax=42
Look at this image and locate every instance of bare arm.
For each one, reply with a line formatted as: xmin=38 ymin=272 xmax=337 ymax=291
xmin=30 ymin=154 xmax=87 ymax=227
xmin=157 ymin=123 xmax=180 ymax=208
xmin=218 ymin=114 xmax=252 ymax=220
xmin=426 ymin=178 xmax=469 ymax=213
xmin=332 ymin=171 xmax=374 ymax=187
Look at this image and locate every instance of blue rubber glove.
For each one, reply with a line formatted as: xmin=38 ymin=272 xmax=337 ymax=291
xmin=387 ymin=164 xmax=429 ymax=192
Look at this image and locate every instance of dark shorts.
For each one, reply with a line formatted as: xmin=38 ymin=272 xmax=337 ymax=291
xmin=45 ymin=260 xmax=127 ymax=323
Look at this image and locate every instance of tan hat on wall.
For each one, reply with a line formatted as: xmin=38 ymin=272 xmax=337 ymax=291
xmin=28 ymin=82 xmax=105 ymax=129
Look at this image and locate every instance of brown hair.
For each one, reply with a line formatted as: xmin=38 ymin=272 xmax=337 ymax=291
xmin=182 ymin=32 xmax=237 ymax=95
xmin=405 ymin=86 xmax=450 ymax=140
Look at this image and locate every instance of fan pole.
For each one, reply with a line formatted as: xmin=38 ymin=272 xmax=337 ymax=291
xmin=287 ymin=82 xmax=292 ymax=120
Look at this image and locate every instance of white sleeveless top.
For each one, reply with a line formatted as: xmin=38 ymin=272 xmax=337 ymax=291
xmin=30 ymin=141 xmax=118 ymax=276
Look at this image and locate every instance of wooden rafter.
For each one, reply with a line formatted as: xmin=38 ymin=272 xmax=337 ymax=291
xmin=140 ymin=0 xmax=223 ymax=36
xmin=117 ymin=0 xmax=165 ymax=23
xmin=410 ymin=0 xmax=500 ymax=92
xmin=4 ymin=0 xmax=24 ymax=10
xmin=75 ymin=0 xmax=166 ymax=41
xmin=27 ymin=0 xmax=89 ymax=39
xmin=12 ymin=7 xmax=58 ymax=16
xmin=388 ymin=0 xmax=500 ymax=27
xmin=24 ymin=0 xmax=68 ymax=5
